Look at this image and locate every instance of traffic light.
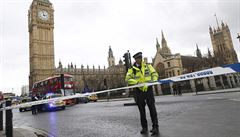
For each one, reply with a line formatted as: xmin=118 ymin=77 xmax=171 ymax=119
xmin=123 ymin=51 xmax=132 ymax=72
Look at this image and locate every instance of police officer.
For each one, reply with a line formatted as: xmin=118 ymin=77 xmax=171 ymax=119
xmin=125 ymin=52 xmax=159 ymax=135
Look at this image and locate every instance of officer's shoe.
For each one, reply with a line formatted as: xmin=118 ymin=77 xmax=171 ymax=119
xmin=150 ymin=128 xmax=159 ymax=136
xmin=140 ymin=128 xmax=148 ymax=134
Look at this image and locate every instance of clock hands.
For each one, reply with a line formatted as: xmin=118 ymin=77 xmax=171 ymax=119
xmin=38 ymin=10 xmax=48 ymax=20
xmin=43 ymin=12 xmax=47 ymax=17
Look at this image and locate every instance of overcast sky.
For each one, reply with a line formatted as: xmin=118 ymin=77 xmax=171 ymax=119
xmin=0 ymin=0 xmax=239 ymax=95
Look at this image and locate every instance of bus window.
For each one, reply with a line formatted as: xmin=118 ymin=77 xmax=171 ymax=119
xmin=65 ymin=77 xmax=73 ymax=82
xmin=54 ymin=78 xmax=58 ymax=83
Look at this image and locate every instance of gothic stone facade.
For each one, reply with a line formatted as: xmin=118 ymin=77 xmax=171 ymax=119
xmin=209 ymin=22 xmax=238 ymax=65
xmin=28 ymin=0 xmax=55 ymax=88
xmin=29 ymin=0 xmax=239 ymax=95
xmin=28 ymin=0 xmax=126 ymax=92
xmin=55 ymin=65 xmax=126 ymax=92
xmin=153 ymin=31 xmax=183 ymax=79
xmin=153 ymin=23 xmax=239 ymax=79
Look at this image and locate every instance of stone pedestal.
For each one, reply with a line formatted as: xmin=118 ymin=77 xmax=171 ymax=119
xmin=219 ymin=76 xmax=225 ymax=89
xmin=190 ymin=79 xmax=196 ymax=93
xmin=157 ymin=84 xmax=163 ymax=95
xmin=125 ymin=88 xmax=130 ymax=97
xmin=226 ymin=75 xmax=233 ymax=88
xmin=202 ymin=78 xmax=210 ymax=91
xmin=209 ymin=76 xmax=217 ymax=90
xmin=236 ymin=73 xmax=240 ymax=86
xmin=169 ymin=82 xmax=173 ymax=95
xmin=230 ymin=74 xmax=236 ymax=88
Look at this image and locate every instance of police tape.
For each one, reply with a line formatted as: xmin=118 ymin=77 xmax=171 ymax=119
xmin=0 ymin=82 xmax=158 ymax=111
xmin=1 ymin=63 xmax=239 ymax=111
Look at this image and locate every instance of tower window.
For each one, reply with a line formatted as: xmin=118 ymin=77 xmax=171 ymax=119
xmin=167 ymin=62 xmax=170 ymax=67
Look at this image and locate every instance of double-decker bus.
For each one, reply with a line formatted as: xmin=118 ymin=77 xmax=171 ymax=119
xmin=32 ymin=74 xmax=76 ymax=105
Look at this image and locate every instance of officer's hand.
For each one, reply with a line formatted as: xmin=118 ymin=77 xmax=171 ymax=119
xmin=143 ymin=84 xmax=148 ymax=92
xmin=137 ymin=79 xmax=144 ymax=84
xmin=148 ymin=80 xmax=157 ymax=83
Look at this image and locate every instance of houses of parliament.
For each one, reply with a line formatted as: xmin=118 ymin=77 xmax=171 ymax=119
xmin=28 ymin=0 xmax=239 ymax=94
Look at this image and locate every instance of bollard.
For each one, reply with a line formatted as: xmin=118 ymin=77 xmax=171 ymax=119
xmin=107 ymin=92 xmax=110 ymax=102
xmin=5 ymin=100 xmax=12 ymax=137
xmin=0 ymin=103 xmax=3 ymax=131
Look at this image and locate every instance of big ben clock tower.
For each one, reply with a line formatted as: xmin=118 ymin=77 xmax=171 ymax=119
xmin=28 ymin=0 xmax=55 ymax=88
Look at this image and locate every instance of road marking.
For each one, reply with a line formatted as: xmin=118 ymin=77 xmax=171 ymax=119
xmin=207 ymin=97 xmax=222 ymax=100
xmin=229 ymin=98 xmax=240 ymax=102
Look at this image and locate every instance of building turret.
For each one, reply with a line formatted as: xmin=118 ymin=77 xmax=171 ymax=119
xmin=156 ymin=38 xmax=160 ymax=52
xmin=107 ymin=46 xmax=115 ymax=67
xmin=209 ymin=19 xmax=238 ymax=65
xmin=58 ymin=60 xmax=62 ymax=68
xmin=35 ymin=0 xmax=50 ymax=3
xmin=119 ymin=59 xmax=123 ymax=65
xmin=209 ymin=26 xmax=213 ymax=34
xmin=207 ymin=48 xmax=212 ymax=58
xmin=161 ymin=30 xmax=171 ymax=55
xmin=221 ymin=21 xmax=225 ymax=28
xmin=196 ymin=44 xmax=202 ymax=58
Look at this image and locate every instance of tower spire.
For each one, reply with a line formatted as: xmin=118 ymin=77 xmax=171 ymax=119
xmin=156 ymin=37 xmax=160 ymax=51
xmin=207 ymin=48 xmax=212 ymax=58
xmin=156 ymin=38 xmax=160 ymax=46
xmin=108 ymin=45 xmax=113 ymax=58
xmin=161 ymin=30 xmax=167 ymax=46
xmin=108 ymin=45 xmax=115 ymax=67
xmin=214 ymin=13 xmax=219 ymax=28
xmin=161 ymin=30 xmax=165 ymax=39
xmin=196 ymin=43 xmax=202 ymax=58
xmin=160 ymin=30 xmax=171 ymax=55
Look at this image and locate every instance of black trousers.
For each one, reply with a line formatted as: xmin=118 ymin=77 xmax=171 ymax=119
xmin=135 ymin=87 xmax=158 ymax=129
xmin=31 ymin=105 xmax=37 ymax=114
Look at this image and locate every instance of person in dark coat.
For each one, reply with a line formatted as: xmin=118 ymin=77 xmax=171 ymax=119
xmin=177 ymin=83 xmax=182 ymax=96
xmin=172 ymin=83 xmax=177 ymax=96
xmin=31 ymin=94 xmax=38 ymax=115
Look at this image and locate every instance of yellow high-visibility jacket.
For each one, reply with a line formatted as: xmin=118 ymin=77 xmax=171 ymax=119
xmin=125 ymin=61 xmax=158 ymax=91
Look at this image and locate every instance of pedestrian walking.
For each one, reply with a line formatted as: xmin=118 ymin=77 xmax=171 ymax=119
xmin=177 ymin=83 xmax=182 ymax=96
xmin=125 ymin=52 xmax=159 ymax=136
xmin=31 ymin=94 xmax=38 ymax=115
xmin=172 ymin=83 xmax=177 ymax=96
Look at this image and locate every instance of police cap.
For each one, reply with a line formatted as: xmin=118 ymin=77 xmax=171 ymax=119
xmin=133 ymin=52 xmax=143 ymax=59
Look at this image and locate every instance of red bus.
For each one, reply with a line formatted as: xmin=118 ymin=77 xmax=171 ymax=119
xmin=32 ymin=74 xmax=76 ymax=105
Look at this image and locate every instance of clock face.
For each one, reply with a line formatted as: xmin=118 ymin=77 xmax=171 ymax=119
xmin=38 ymin=10 xmax=49 ymax=21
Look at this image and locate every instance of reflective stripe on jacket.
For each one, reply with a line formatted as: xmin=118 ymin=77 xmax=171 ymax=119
xmin=125 ymin=61 xmax=158 ymax=91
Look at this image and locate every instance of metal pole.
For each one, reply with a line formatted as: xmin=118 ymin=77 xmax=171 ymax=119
xmin=0 ymin=103 xmax=3 ymax=131
xmin=237 ymin=33 xmax=240 ymax=43
xmin=5 ymin=100 xmax=13 ymax=137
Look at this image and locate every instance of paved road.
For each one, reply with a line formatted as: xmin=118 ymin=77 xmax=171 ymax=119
xmin=12 ymin=92 xmax=240 ymax=137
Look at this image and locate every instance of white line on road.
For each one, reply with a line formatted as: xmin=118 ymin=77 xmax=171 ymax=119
xmin=229 ymin=98 xmax=240 ymax=102
xmin=207 ymin=97 xmax=223 ymax=100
